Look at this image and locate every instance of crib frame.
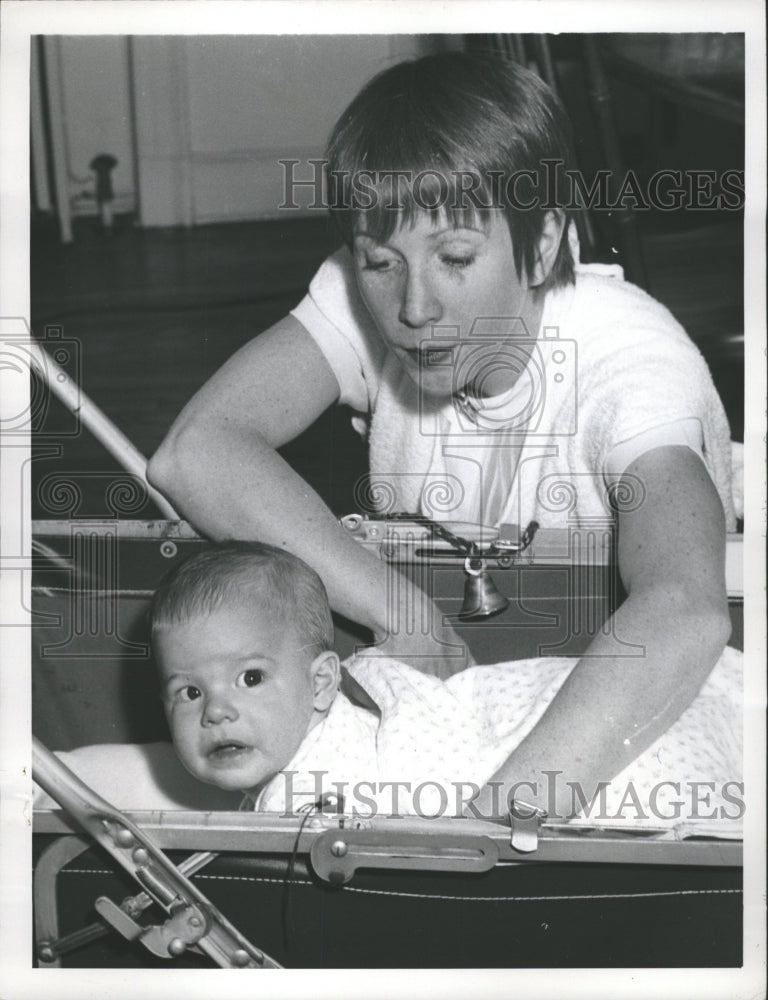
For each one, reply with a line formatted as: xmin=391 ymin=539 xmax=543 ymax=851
xmin=31 ymin=517 xmax=745 ymax=969
xmin=28 ymin=341 xmax=745 ymax=969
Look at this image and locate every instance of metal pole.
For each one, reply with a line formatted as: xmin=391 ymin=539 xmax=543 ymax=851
xmin=29 ymin=338 xmax=179 ymax=519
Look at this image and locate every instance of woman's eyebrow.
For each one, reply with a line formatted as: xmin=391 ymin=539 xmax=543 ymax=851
xmin=427 ymin=226 xmax=486 ymax=239
xmin=353 ymin=226 xmax=486 ymax=246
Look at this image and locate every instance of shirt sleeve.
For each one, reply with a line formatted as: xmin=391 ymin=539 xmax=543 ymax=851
xmin=572 ymin=277 xmax=730 ymax=497
xmin=290 ymin=247 xmax=386 ymax=413
xmin=603 ymin=417 xmax=705 ymax=483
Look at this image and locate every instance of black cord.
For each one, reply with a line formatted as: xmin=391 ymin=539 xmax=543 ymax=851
xmin=282 ymin=802 xmax=317 ymax=962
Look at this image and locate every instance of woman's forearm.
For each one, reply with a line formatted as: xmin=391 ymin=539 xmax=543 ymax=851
xmin=146 ymin=316 xmax=395 ymax=634
xmin=149 ymin=421 xmax=471 ymax=676
xmin=149 ymin=420 xmax=393 ymax=630
xmin=470 ymin=584 xmax=731 ymax=820
xmin=471 ymin=446 xmax=732 ymax=820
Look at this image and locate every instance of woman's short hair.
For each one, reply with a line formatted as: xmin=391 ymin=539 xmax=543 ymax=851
xmin=150 ymin=541 xmax=334 ymax=657
xmin=326 ymin=52 xmax=576 ymax=290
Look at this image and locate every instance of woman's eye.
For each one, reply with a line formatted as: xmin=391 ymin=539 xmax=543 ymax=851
xmin=363 ymin=258 xmax=395 ymax=272
xmin=239 ymin=669 xmax=263 ymax=688
xmin=440 ymin=254 xmax=474 ymax=270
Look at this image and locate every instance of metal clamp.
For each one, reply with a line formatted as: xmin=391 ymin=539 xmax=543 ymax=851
xmin=508 ymin=800 xmax=547 ymax=854
xmin=95 ymin=896 xmax=210 ymax=960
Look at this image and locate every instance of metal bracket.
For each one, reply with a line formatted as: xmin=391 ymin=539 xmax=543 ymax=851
xmin=36 ymin=846 xmax=220 ymax=964
xmin=95 ymin=896 xmax=209 ymax=959
xmin=310 ymin=828 xmax=499 ymax=885
xmin=508 ymin=801 xmax=546 ymax=854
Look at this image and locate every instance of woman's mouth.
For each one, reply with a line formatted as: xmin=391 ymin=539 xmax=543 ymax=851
xmin=404 ymin=346 xmax=455 ymax=366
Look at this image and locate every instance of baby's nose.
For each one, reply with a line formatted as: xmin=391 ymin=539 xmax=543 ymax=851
xmin=202 ymin=693 xmax=238 ymax=725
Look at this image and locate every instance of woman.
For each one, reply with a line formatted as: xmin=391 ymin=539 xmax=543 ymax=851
xmin=148 ymin=53 xmax=734 ymax=818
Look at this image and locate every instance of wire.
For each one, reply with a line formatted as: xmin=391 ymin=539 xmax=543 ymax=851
xmin=281 ymin=802 xmax=317 ymax=963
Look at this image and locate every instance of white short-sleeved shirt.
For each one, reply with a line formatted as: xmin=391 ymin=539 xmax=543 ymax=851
xmin=291 ymin=249 xmax=734 ymax=529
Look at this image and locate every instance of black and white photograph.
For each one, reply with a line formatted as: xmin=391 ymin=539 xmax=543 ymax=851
xmin=0 ymin=2 xmax=765 ymax=997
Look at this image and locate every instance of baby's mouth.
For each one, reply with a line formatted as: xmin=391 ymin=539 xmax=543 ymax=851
xmin=207 ymin=740 xmax=251 ymax=762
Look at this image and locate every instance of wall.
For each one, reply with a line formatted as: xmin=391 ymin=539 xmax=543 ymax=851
xmin=40 ymin=34 xmax=432 ymax=228
xmin=42 ymin=36 xmax=137 ymax=217
xmin=132 ymin=34 xmax=427 ymax=225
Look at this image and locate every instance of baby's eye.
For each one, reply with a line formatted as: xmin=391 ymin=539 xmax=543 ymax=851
xmin=238 ymin=669 xmax=263 ymax=688
xmin=178 ymin=685 xmax=202 ymax=702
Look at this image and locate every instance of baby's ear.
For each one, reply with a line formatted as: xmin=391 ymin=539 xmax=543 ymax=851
xmin=310 ymin=650 xmax=341 ymax=712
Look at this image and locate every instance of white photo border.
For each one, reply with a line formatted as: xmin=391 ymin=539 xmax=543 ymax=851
xmin=1 ymin=2 xmax=764 ymax=998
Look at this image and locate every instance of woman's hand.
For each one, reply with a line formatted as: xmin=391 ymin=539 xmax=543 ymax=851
xmin=361 ymin=593 xmax=475 ymax=679
xmin=148 ymin=315 xmax=477 ymax=680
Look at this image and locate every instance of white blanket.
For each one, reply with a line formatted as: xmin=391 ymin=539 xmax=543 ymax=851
xmin=253 ymin=648 xmax=743 ymax=828
xmin=35 ymin=648 xmax=743 ymax=831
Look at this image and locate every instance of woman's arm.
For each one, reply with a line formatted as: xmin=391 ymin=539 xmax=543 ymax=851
xmin=470 ymin=445 xmax=732 ymax=819
xmin=148 ymin=316 xmax=470 ymax=677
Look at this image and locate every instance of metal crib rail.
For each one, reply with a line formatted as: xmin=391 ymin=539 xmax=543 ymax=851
xmin=34 ymin=804 xmax=743 ymax=871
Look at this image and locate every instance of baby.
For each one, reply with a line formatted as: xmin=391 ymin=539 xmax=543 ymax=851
xmin=148 ymin=541 xmax=743 ymax=824
xmin=150 ymin=540 xmax=342 ymax=804
xmin=34 ymin=541 xmax=742 ymax=824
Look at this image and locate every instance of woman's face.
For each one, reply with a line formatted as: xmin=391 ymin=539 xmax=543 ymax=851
xmin=352 ymin=209 xmax=544 ymax=400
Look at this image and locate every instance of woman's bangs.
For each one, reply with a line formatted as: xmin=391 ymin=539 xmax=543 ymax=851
xmin=337 ymin=163 xmax=499 ymax=245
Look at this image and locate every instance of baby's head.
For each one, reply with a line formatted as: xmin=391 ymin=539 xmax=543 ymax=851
xmin=150 ymin=541 xmax=339 ymax=796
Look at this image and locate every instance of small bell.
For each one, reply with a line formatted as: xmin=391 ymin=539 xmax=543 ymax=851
xmin=458 ymin=556 xmax=509 ymax=620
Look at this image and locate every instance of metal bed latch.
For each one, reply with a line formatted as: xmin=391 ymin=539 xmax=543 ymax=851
xmin=508 ymin=801 xmax=547 ymax=854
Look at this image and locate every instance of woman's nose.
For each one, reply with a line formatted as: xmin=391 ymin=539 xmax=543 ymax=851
xmin=398 ymin=269 xmax=442 ymax=330
xmin=202 ymin=692 xmax=239 ymax=726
